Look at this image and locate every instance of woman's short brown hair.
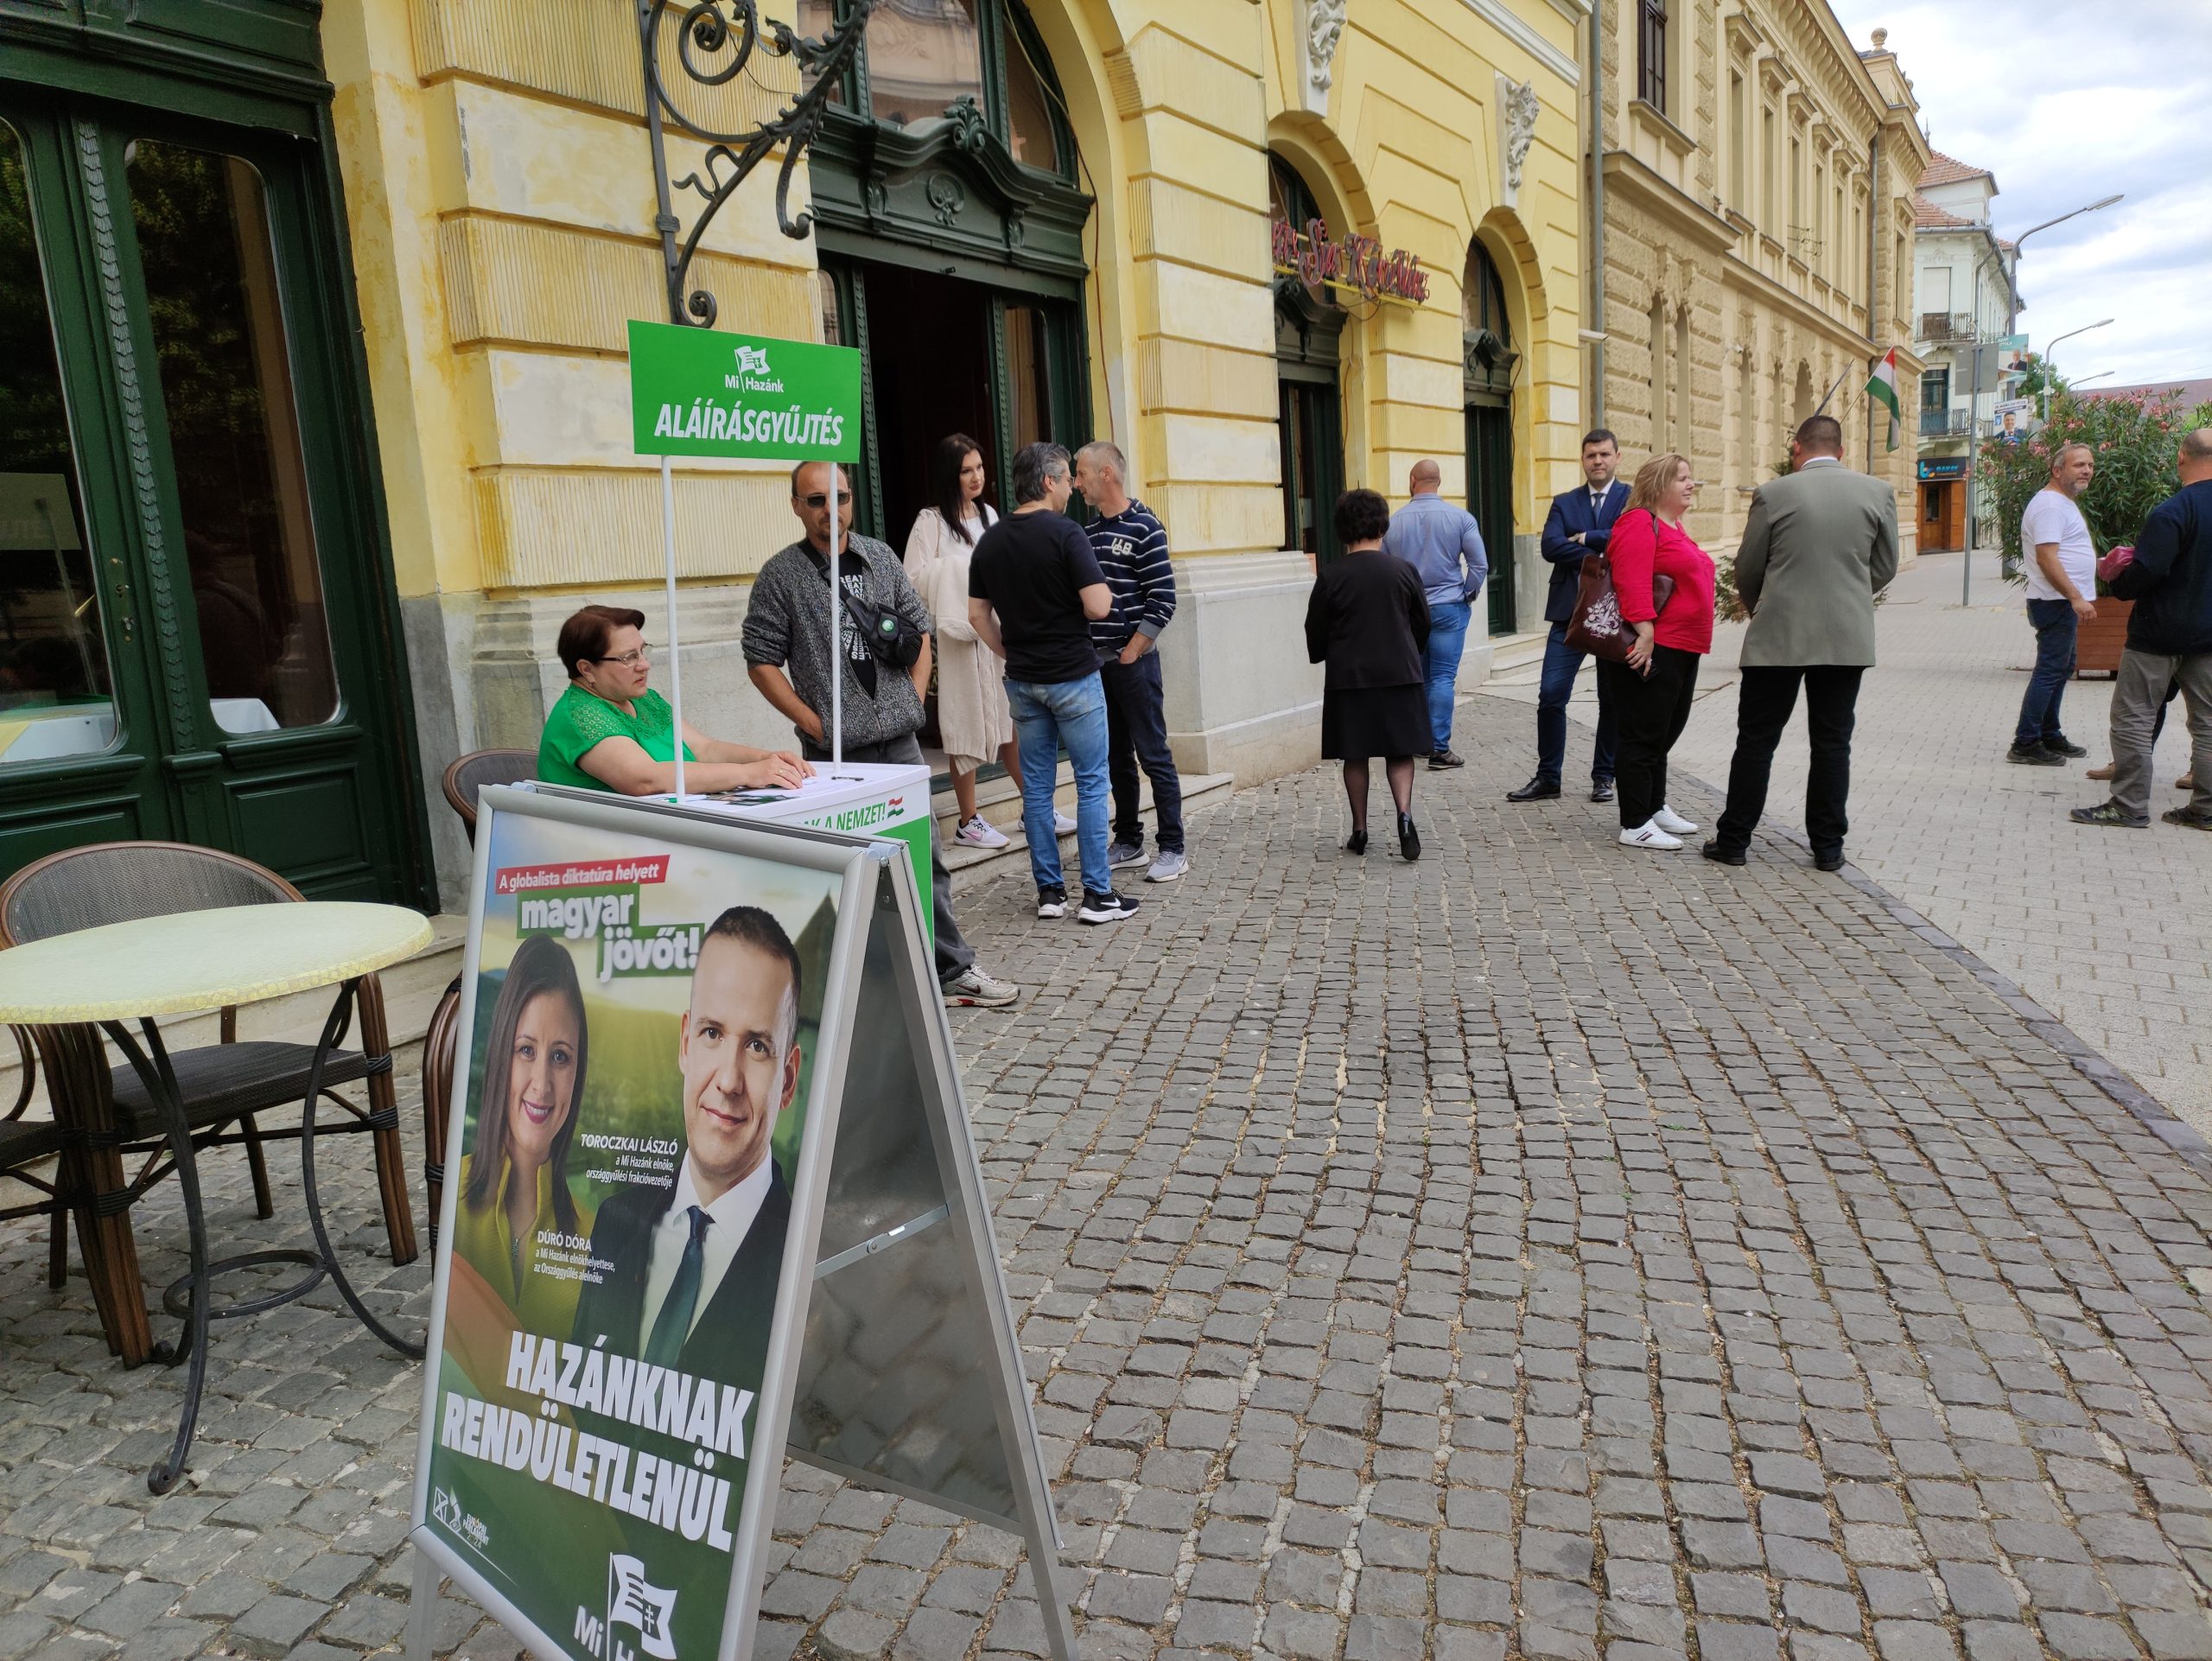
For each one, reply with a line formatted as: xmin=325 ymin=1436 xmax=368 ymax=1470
xmin=556 ymin=606 xmax=645 ymax=678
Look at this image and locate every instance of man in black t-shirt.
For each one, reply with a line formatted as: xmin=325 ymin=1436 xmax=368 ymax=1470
xmin=969 ymin=442 xmax=1138 ymax=925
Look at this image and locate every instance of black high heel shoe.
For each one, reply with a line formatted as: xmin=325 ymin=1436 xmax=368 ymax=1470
xmin=1344 ymin=827 xmax=1368 ymax=855
xmin=1396 ymin=812 xmax=1420 ymax=861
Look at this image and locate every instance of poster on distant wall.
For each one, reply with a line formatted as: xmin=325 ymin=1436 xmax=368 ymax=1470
xmin=413 ymin=799 xmax=844 ymax=1661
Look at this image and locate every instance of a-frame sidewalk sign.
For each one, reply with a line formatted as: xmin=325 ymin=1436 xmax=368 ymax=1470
xmin=403 ymin=784 xmax=1078 ymax=1659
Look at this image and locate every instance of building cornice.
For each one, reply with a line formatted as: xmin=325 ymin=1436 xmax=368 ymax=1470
xmin=1454 ymin=0 xmax=1580 ymax=87
xmin=1602 ymin=150 xmax=1738 ymax=256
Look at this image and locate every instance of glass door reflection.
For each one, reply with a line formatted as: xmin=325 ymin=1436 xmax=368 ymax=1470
xmin=0 ymin=118 xmax=118 ymax=766
xmin=125 ymin=138 xmax=338 ymax=734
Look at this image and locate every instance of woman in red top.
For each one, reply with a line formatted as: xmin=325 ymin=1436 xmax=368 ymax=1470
xmin=1597 ymin=453 xmax=1716 ymax=850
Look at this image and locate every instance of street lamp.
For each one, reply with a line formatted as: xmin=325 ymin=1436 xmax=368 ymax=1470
xmin=2041 ymin=318 xmax=2114 ymax=417
xmin=2071 ymin=371 xmax=2114 ymax=389
xmin=2003 ymin=194 xmax=2123 ymax=331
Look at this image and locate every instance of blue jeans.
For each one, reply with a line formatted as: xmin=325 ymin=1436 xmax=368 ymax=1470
xmin=1423 ymin=598 xmax=1471 ymax=752
xmin=1005 ymin=672 xmax=1110 ymax=896
xmin=1535 ymin=620 xmax=1618 ymax=784
xmin=2016 ymin=598 xmax=2078 ymax=747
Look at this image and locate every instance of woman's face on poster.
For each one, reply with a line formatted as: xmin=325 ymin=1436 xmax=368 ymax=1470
xmin=505 ymin=990 xmax=581 ymax=1169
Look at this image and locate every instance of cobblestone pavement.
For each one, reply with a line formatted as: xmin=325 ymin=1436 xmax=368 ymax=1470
xmin=1487 ymin=547 xmax=2212 ymax=1138
xmin=10 ymin=710 xmax=2212 ymax=1661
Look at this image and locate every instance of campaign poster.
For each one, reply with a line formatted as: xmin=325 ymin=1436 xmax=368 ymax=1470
xmin=419 ymin=805 xmax=843 ymax=1660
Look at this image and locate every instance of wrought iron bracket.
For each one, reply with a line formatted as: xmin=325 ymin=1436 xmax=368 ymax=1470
xmin=633 ymin=0 xmax=880 ymax=327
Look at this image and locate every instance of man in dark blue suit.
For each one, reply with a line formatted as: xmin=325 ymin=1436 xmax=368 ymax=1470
xmin=1507 ymin=430 xmax=1626 ymax=803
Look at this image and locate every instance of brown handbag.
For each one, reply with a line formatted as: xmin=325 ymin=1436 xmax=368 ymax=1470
xmin=1563 ymin=549 xmax=1674 ymax=664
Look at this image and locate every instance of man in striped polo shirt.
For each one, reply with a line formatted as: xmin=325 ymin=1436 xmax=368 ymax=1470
xmin=1074 ymin=441 xmax=1187 ymax=884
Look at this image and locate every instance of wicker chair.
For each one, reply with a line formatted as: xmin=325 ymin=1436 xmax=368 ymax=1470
xmin=0 ymin=842 xmax=417 ymax=1358
xmin=423 ymin=749 xmax=536 ymax=1243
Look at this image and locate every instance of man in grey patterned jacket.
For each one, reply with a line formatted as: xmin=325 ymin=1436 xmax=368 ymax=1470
xmin=743 ymin=460 xmax=1018 ymax=1007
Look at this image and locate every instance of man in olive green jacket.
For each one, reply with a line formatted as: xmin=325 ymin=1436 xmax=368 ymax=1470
xmin=1704 ymin=414 xmax=1898 ymax=873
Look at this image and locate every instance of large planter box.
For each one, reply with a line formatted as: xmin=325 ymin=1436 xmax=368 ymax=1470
xmin=2075 ymin=598 xmax=2135 ymax=677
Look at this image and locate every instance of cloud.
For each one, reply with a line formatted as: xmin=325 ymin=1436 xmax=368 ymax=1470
xmin=1831 ymin=0 xmax=2212 ymax=385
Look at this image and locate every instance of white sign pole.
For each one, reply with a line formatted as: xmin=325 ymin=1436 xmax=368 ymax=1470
xmin=829 ymin=464 xmax=843 ymax=765
xmin=659 ymin=453 xmax=687 ymax=799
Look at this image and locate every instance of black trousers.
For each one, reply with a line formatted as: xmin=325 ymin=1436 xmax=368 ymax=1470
xmin=1714 ymin=665 xmax=1865 ymax=859
xmin=1597 ymin=646 xmax=1700 ymax=830
xmin=1101 ymin=652 xmax=1184 ymax=852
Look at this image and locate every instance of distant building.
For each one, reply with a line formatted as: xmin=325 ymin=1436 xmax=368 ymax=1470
xmin=1596 ymin=10 xmax=1929 ymax=568
xmin=1910 ymin=151 xmax=2018 ymax=552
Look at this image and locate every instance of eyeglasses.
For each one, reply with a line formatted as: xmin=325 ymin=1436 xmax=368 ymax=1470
xmin=592 ymin=644 xmax=650 ymax=667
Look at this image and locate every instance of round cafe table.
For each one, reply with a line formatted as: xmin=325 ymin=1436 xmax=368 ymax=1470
xmin=0 ymin=901 xmax=434 ymax=1492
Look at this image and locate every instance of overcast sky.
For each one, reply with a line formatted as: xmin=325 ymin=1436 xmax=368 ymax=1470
xmin=1828 ymin=0 xmax=2211 ymax=391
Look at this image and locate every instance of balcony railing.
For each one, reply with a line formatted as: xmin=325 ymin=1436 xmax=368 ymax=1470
xmin=1919 ymin=408 xmax=1973 ymax=436
xmin=1917 ymin=312 xmax=1977 ymax=345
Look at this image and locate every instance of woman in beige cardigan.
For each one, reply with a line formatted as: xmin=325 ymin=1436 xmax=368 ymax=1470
xmin=907 ymin=434 xmax=1068 ymax=849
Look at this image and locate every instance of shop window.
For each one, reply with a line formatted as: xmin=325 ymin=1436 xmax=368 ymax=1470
xmin=1003 ymin=29 xmax=1060 ymax=173
xmin=0 ymin=120 xmax=117 ymax=765
xmin=867 ymin=0 xmax=986 ymax=130
xmin=1270 ymin=154 xmax=1344 ymax=563
xmin=126 ymin=140 xmax=338 ymax=733
xmin=804 ymin=0 xmax=1074 ymax=180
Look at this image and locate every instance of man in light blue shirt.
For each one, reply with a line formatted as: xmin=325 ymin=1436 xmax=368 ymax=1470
xmin=1381 ymin=459 xmax=1488 ymax=767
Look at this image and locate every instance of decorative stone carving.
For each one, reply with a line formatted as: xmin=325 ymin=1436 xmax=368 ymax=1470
xmin=925 ymin=172 xmax=966 ymax=227
xmin=1303 ymin=0 xmax=1346 ymax=114
xmin=1501 ymin=78 xmax=1539 ymax=207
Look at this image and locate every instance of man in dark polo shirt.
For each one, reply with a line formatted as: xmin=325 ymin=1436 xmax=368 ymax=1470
xmin=968 ymin=442 xmax=1138 ymax=926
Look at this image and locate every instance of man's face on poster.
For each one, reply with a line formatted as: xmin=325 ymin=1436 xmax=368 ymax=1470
xmin=678 ymin=936 xmax=802 ymax=1204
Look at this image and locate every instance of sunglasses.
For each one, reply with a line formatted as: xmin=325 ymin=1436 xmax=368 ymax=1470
xmin=796 ymin=493 xmax=850 ymax=510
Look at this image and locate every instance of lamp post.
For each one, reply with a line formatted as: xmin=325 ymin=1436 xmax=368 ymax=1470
xmin=2041 ymin=318 xmax=2114 ymax=418
xmin=2003 ymin=194 xmax=2122 ymax=333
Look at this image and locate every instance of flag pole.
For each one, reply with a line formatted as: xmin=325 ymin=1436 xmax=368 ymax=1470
xmin=829 ymin=463 xmax=842 ymax=766
xmin=658 ymin=453 xmax=686 ymax=799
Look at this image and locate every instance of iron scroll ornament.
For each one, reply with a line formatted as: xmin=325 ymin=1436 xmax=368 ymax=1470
xmin=633 ymin=0 xmax=881 ymax=327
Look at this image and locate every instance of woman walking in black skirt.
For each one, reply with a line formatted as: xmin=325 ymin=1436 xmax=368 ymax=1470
xmin=1304 ymin=488 xmax=1432 ymax=859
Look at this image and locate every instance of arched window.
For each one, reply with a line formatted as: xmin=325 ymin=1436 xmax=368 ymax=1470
xmin=799 ymin=0 xmax=1075 ymax=181
xmin=1271 ymin=154 xmax=1345 ymax=563
xmin=1462 ymin=240 xmax=1518 ymax=630
xmin=799 ymin=0 xmax=1092 ymax=540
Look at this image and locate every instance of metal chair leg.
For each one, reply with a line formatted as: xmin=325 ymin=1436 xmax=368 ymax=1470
xmin=238 ymin=1113 xmax=276 ymax=1219
xmin=298 ymin=980 xmax=423 ymax=1360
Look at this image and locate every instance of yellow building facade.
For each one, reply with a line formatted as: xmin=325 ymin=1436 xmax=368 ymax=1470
xmin=320 ymin=0 xmax=1595 ymax=898
xmin=1593 ymin=1 xmax=1928 ymax=559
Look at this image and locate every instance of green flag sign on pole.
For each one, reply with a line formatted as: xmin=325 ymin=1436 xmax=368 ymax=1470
xmin=626 ymin=318 xmax=865 ymax=782
xmin=628 ymin=319 xmax=861 ymax=461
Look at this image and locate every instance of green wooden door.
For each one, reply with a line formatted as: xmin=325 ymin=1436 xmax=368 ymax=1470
xmin=0 ymin=89 xmax=423 ymax=900
xmin=1467 ymin=402 xmax=1515 ymax=634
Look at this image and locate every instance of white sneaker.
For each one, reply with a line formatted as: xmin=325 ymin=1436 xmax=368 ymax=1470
xmin=952 ymin=815 xmax=1008 ymax=850
xmin=1651 ymin=805 xmax=1699 ymax=836
xmin=1620 ymin=821 xmax=1683 ymax=850
xmin=942 ymin=965 xmax=1020 ymax=1007
xmin=1052 ymin=810 xmax=1077 ymax=836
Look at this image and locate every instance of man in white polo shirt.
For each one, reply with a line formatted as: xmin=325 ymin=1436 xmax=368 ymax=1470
xmin=2010 ymin=442 xmax=2098 ymax=766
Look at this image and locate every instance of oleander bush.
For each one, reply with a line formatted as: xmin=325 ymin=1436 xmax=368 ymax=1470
xmin=1991 ymin=388 xmax=2212 ymax=585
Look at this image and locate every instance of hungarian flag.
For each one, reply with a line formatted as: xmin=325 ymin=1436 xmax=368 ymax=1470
xmin=1866 ymin=348 xmax=1902 ymax=451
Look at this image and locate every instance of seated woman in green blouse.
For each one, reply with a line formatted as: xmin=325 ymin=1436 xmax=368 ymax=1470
xmin=538 ymin=604 xmax=812 ymax=794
